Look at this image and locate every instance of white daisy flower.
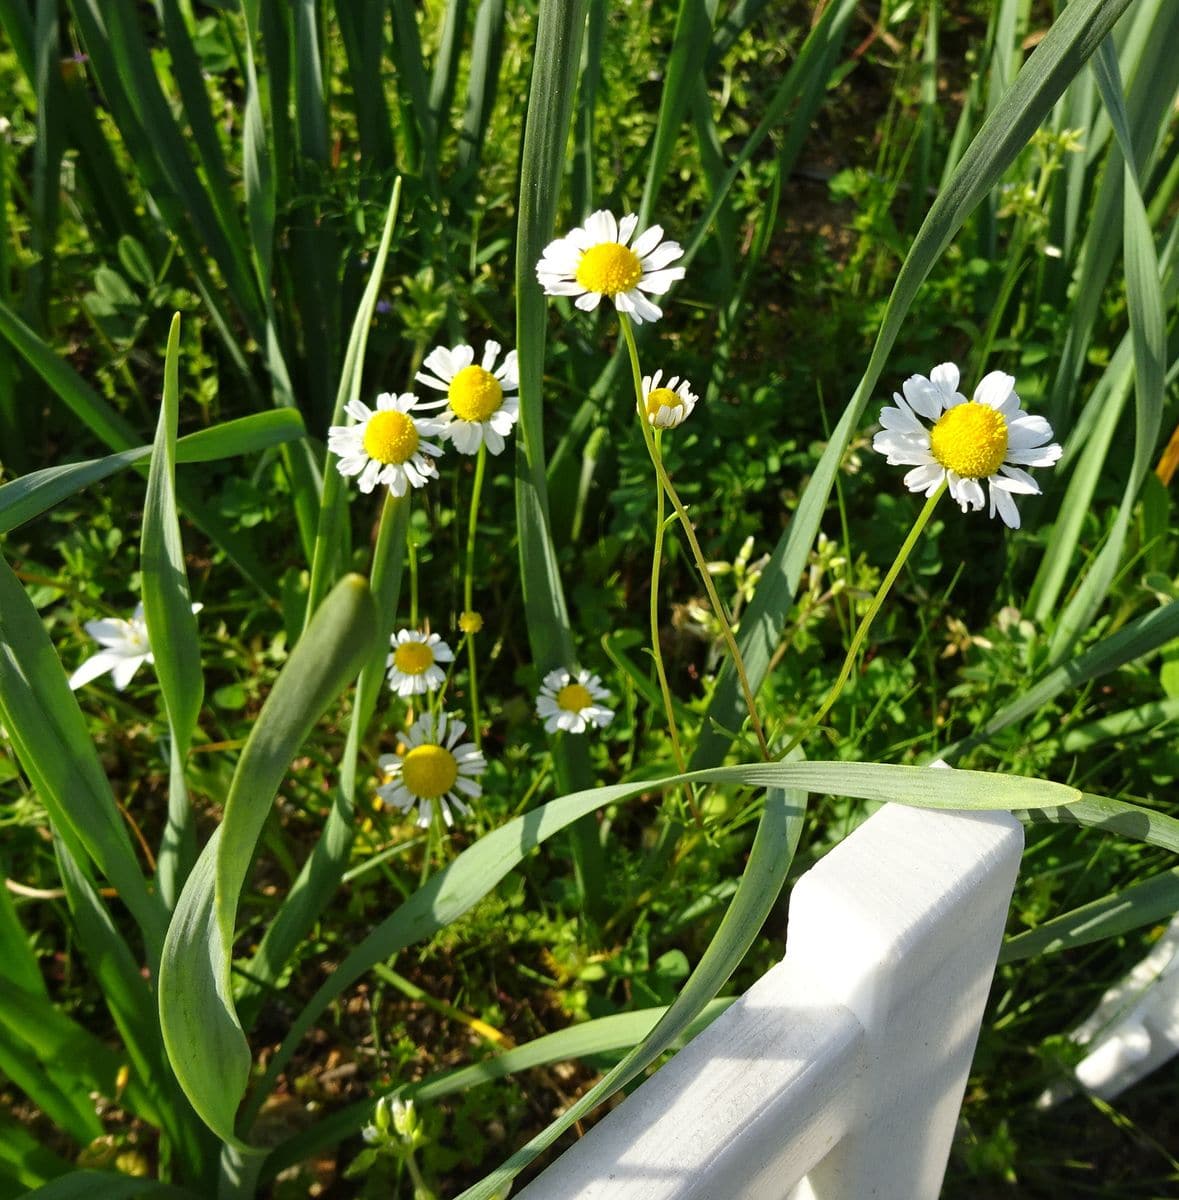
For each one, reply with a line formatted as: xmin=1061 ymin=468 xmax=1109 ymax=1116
xmin=535 ymin=668 xmax=614 ymax=735
xmin=871 ymin=362 xmax=1062 ymax=530
xmin=415 ymin=340 xmax=520 ymax=456
xmin=377 ymin=712 xmax=485 ymax=828
xmin=536 ymin=210 xmax=686 ymax=325
xmin=387 ymin=629 xmax=454 ymax=697
xmin=643 ymin=369 xmax=698 ymax=429
xmin=327 ymin=392 xmax=446 ymax=495
xmin=69 ymin=601 xmax=202 ymax=691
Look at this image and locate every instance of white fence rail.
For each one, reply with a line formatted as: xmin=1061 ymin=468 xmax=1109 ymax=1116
xmin=519 ymin=804 xmax=1024 ymax=1200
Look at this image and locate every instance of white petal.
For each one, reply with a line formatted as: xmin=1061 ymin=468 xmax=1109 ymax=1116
xmin=993 ymin=466 xmax=1040 ymax=495
xmin=1005 ymin=443 xmax=1062 ymax=467
xmin=639 ymin=242 xmax=684 ymax=271
xmin=624 ymin=290 xmax=662 ymax=323
xmin=903 ymin=463 xmax=945 ymax=495
xmin=617 ymin=213 xmax=640 ymax=245
xmin=68 ymin=651 xmax=125 ymax=690
xmin=1006 ymin=414 xmax=1054 ymax=447
xmin=630 ymin=224 xmax=664 ymax=258
xmin=481 ymin=340 xmax=502 ymax=370
xmin=973 ymin=371 xmax=1016 ymax=411
xmin=421 ymin=345 xmax=459 ymax=381
xmin=929 ymin=362 xmax=961 ymax=399
xmin=584 ymin=210 xmax=616 ymax=242
xmin=635 ymin=267 xmax=684 ymax=296
xmin=574 ymin=291 xmax=603 ymax=311
xmin=989 ymin=484 xmax=1020 ymax=528
xmin=901 ymin=376 xmax=944 ymax=422
xmin=111 ymin=654 xmax=146 ymax=691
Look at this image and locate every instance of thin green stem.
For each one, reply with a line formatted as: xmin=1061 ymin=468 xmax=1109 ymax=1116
xmin=407 ymin=504 xmax=419 ymax=628
xmin=619 ymin=315 xmax=770 ymax=760
xmin=649 ymin=431 xmax=687 ymax=771
xmin=781 ymin=480 xmax=947 ymax=758
xmin=464 ymin=444 xmax=487 ymax=747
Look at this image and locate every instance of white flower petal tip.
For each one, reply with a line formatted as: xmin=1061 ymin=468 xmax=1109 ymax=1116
xmin=871 ymin=362 xmax=1060 ymax=529
xmin=386 ymin=628 xmax=454 ymax=696
xmin=536 ymin=210 xmax=685 ymax=326
xmin=535 ymin=667 xmax=615 ymax=735
xmin=417 ymin=340 xmax=520 ymax=456
xmin=643 ymin=370 xmax=698 ymax=429
xmin=327 ymin=392 xmax=445 ymax=494
xmin=69 ymin=601 xmax=201 ymax=691
xmin=377 ymin=711 xmax=484 ymax=829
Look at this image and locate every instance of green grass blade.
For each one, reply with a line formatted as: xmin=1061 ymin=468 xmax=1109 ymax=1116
xmin=0 ymin=1116 xmax=71 ymax=1191
xmin=459 ymin=781 xmax=806 ymax=1200
xmin=513 ymin=0 xmax=605 ymax=914
xmin=245 ymin=759 xmax=1075 ymax=1127
xmin=334 ymin=0 xmax=395 ymax=170
xmin=26 ymin=0 xmax=64 ymax=332
xmin=141 ymin=315 xmax=204 ymax=907
xmin=429 ymin=0 xmax=468 ymax=133
xmin=389 ymin=2 xmax=434 ymax=170
xmin=0 ymin=411 xmax=305 ymax=535
xmin=1046 ymin=38 xmax=1166 ymax=660
xmin=261 ymin=998 xmax=733 ymax=1179
xmin=1022 ymin=792 xmax=1179 ymax=855
xmin=638 ymin=0 xmax=712 ymax=228
xmin=158 ymin=576 xmax=376 ymax=1143
xmin=1062 ymin=695 xmax=1179 ymax=752
xmin=940 ymin=599 xmax=1179 ymax=762
xmin=691 ymin=0 xmax=1137 ymax=770
xmin=0 ymin=1033 xmax=102 ymax=1146
xmin=457 ymin=0 xmax=506 ymax=177
xmin=1001 ymin=866 xmax=1179 ymax=962
xmin=305 ymin=178 xmax=402 ymax=625
xmin=142 ymin=314 xmax=204 ymax=755
xmin=0 ymin=554 xmax=167 ymax=958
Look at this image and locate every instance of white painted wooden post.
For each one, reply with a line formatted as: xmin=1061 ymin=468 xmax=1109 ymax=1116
xmin=517 ymin=804 xmax=1023 ymax=1200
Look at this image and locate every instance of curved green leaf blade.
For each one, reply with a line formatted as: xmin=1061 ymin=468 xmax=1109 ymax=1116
xmin=158 ymin=575 xmax=377 ymax=1143
xmin=0 ymin=410 xmax=306 ymax=535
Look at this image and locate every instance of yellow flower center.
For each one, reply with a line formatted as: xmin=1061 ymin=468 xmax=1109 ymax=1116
xmin=459 ymin=610 xmax=483 ymax=635
xmin=363 ymin=410 xmax=420 ymax=465
xmin=929 ymin=402 xmax=1008 ymax=479
xmin=401 ymin=744 xmax=459 ymax=800
xmin=575 ymin=242 xmax=643 ymax=296
xmin=448 ymin=366 xmax=504 ymax=422
xmin=556 ymin=682 xmax=593 ymax=713
xmin=392 ymin=640 xmax=435 ymax=676
xmin=645 ymin=387 xmax=682 ymax=420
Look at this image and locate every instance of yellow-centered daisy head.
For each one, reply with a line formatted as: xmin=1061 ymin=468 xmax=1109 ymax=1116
xmin=536 ymin=667 xmax=615 ymax=735
xmin=328 ymin=393 xmax=446 ymax=496
xmin=362 ymin=409 xmax=420 ymax=465
xmin=536 ymin=211 xmax=686 ymax=325
xmin=872 ymin=362 xmax=1062 ymax=530
xmin=642 ymin=370 xmax=698 ymax=428
xmin=391 ymin=639 xmax=435 ymax=675
xmin=386 ymin=629 xmax=454 ymax=697
xmin=575 ymin=243 xmax=643 ymax=296
xmin=416 ymin=342 xmax=521 ymax=457
xmin=401 ymin=743 xmax=459 ymax=799
xmin=929 ymin=402 xmax=1008 ymax=478
xmin=448 ymin=365 xmax=504 ymax=422
xmin=556 ymin=682 xmax=593 ymax=713
xmin=377 ymin=712 xmax=485 ymax=829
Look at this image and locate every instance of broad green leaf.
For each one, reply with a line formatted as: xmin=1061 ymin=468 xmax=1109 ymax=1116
xmin=0 ymin=1030 xmax=102 ymax=1146
xmin=0 ymin=297 xmax=278 ymax=596
xmin=0 ymin=410 xmax=305 ymax=534
xmin=1062 ymin=696 xmax=1179 ymax=752
xmin=940 ymin=599 xmax=1179 ymax=761
xmin=1022 ymin=792 xmax=1179 ymax=855
xmin=158 ymin=575 xmax=377 ymax=1143
xmin=0 ymin=554 xmax=166 ymax=957
xmin=1001 ymin=867 xmax=1179 ymax=962
xmin=244 ymin=759 xmax=1077 ymax=1129
xmin=691 ymin=0 xmax=1137 ymax=771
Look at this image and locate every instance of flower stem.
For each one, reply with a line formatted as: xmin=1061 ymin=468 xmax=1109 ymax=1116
xmin=406 ymin=504 xmax=419 ymax=628
xmin=464 ymin=444 xmax=487 ymax=748
xmin=619 ymin=314 xmax=770 ymax=760
xmin=781 ymin=480 xmax=946 ymax=758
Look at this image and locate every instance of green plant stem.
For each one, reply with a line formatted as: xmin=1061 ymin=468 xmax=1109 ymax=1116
xmin=464 ymin=444 xmax=487 ymax=748
xmin=619 ymin=315 xmax=770 ymax=760
xmin=781 ymin=480 xmax=946 ymax=758
xmin=407 ymin=504 xmax=419 ymax=628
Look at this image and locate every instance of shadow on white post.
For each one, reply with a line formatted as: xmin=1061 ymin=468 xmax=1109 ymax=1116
xmin=517 ymin=803 xmax=1023 ymax=1200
